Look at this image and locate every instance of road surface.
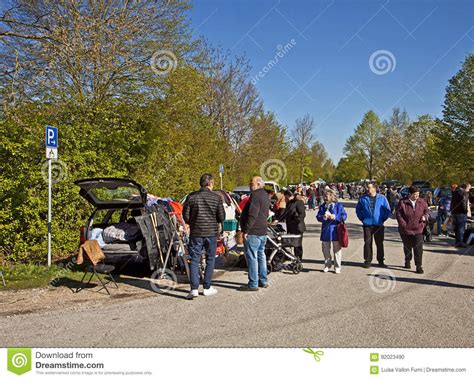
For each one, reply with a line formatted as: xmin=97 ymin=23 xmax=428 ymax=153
xmin=1 ymin=200 xmax=473 ymax=348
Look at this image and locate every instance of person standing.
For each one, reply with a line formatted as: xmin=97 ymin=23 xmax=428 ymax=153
xmin=183 ymin=173 xmax=226 ymax=299
xmin=239 ymin=176 xmax=270 ymax=291
xmin=396 ymin=186 xmax=430 ymax=274
xmin=356 ymin=183 xmax=391 ymax=268
xmin=436 ymin=193 xmax=451 ymax=237
xmin=316 ymin=190 xmax=347 ymax=273
xmin=451 ymin=183 xmax=471 ymax=247
xmin=275 ymin=190 xmax=306 ymax=260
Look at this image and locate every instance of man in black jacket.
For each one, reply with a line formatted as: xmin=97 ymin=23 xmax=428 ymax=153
xmin=451 ymin=183 xmax=471 ymax=247
xmin=239 ymin=176 xmax=270 ymax=291
xmin=183 ymin=173 xmax=225 ymax=299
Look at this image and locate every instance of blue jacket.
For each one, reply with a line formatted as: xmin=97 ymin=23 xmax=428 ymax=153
xmin=316 ymin=202 xmax=347 ymax=241
xmin=356 ymin=194 xmax=391 ymax=226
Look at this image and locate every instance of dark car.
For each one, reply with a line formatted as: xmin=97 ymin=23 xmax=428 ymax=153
xmin=75 ymin=178 xmax=172 ymax=270
xmin=412 ymin=180 xmax=431 ymax=188
xmin=381 ymin=180 xmax=402 ymax=188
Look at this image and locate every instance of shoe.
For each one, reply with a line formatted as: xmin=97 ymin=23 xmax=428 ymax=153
xmin=416 ymin=267 xmax=424 ymax=274
xmin=239 ymin=285 xmax=259 ymax=291
xmin=404 ymin=262 xmax=411 ymax=269
xmin=363 ymin=262 xmax=371 ymax=268
xmin=186 ymin=289 xmax=199 ymax=300
xmin=203 ymin=286 xmax=218 ymax=296
xmin=323 ymin=266 xmax=330 ymax=273
xmin=259 ymin=282 xmax=269 ymax=288
xmin=335 ymin=268 xmax=341 ymax=274
xmin=378 ymin=262 xmax=388 ymax=268
xmin=455 ymin=243 xmax=467 ymax=248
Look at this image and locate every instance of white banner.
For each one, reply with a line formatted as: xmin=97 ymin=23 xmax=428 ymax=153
xmin=0 ymin=348 xmax=471 ymax=379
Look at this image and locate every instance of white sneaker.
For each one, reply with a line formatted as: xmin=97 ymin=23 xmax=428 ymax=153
xmin=186 ymin=289 xmax=199 ymax=300
xmin=335 ymin=268 xmax=341 ymax=274
xmin=203 ymin=286 xmax=218 ymax=296
xmin=323 ymin=266 xmax=330 ymax=273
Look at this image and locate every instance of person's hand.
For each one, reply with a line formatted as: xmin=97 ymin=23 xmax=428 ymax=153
xmin=422 ymin=216 xmax=426 ymax=222
xmin=244 ymin=233 xmax=248 ymax=240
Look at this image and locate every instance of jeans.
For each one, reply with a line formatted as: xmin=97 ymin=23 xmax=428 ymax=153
xmin=363 ymin=225 xmax=385 ymax=264
xmin=453 ymin=214 xmax=467 ymax=244
xmin=244 ymin=235 xmax=268 ymax=288
xmin=188 ymin=236 xmax=217 ymax=290
xmin=401 ymin=234 xmax=424 ymax=268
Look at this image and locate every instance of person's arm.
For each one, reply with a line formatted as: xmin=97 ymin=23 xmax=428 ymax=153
xmin=335 ymin=203 xmax=347 ymax=222
xmin=355 ymin=199 xmax=363 ymax=221
xmin=245 ymin=193 xmax=261 ymax=232
xmin=316 ymin=205 xmax=325 ymax=222
xmin=381 ymin=196 xmax=391 ymax=222
xmin=296 ymin=201 xmax=306 ymax=222
xmin=395 ymin=201 xmax=407 ymax=229
xmin=183 ymin=197 xmax=191 ymax=224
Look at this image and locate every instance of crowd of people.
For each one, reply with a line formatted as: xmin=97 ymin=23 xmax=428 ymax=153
xmin=182 ymin=173 xmax=471 ymax=299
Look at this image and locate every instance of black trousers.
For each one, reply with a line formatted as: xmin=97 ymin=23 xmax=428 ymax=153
xmin=294 ymin=233 xmax=304 ymax=260
xmin=400 ymin=234 xmax=424 ymax=268
xmin=363 ymin=226 xmax=385 ymax=263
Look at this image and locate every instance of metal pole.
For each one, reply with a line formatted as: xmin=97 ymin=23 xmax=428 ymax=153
xmin=47 ymin=158 xmax=52 ymax=267
xmin=220 ymin=172 xmax=223 ymax=190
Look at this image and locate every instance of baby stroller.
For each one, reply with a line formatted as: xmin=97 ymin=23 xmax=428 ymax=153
xmin=266 ymin=224 xmax=303 ymax=274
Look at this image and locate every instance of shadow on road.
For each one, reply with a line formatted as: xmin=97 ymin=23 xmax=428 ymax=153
xmin=368 ymin=273 xmax=474 ymax=290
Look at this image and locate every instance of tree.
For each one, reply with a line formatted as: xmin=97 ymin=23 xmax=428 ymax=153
xmin=292 ymin=114 xmax=315 ymax=183
xmin=431 ymin=54 xmax=474 ymax=182
xmin=333 ymin=153 xmax=368 ymax=182
xmin=344 ymin=111 xmax=384 ymax=180
xmin=308 ymin=141 xmax=335 ymax=182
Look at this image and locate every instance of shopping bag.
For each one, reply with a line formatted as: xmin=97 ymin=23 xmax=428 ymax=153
xmin=337 ymin=221 xmax=349 ymax=248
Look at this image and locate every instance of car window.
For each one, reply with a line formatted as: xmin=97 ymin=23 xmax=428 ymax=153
xmin=92 ymin=209 xmax=123 ymax=225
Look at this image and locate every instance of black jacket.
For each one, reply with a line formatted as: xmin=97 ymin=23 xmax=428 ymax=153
xmin=451 ymin=188 xmax=469 ymax=215
xmin=279 ymin=198 xmax=306 ymax=234
xmin=183 ymin=188 xmax=226 ymax=237
xmin=240 ymin=188 xmax=270 ymax=235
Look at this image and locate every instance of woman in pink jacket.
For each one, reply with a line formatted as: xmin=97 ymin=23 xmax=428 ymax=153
xmin=396 ymin=186 xmax=430 ymax=274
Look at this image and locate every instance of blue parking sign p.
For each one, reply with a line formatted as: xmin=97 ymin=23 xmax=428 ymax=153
xmin=46 ymin=126 xmax=58 ymax=148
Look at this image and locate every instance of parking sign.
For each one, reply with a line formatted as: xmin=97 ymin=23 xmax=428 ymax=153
xmin=46 ymin=126 xmax=58 ymax=148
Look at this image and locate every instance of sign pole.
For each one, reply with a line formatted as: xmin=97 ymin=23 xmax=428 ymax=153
xmin=220 ymin=172 xmax=223 ymax=190
xmin=45 ymin=125 xmax=58 ymax=267
xmin=47 ymin=158 xmax=52 ymax=267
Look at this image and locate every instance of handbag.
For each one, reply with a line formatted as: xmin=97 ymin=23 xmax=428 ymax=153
xmin=337 ymin=220 xmax=349 ymax=248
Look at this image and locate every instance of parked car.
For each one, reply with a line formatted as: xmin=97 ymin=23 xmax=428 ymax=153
xmin=233 ymin=181 xmax=280 ymax=197
xmin=433 ymin=187 xmax=452 ymax=200
xmin=381 ymin=180 xmax=402 ymax=188
xmin=75 ymin=178 xmax=172 ymax=270
xmin=412 ymin=180 xmax=431 ymax=188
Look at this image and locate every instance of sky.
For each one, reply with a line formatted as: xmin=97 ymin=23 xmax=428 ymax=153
xmin=189 ymin=0 xmax=474 ymax=163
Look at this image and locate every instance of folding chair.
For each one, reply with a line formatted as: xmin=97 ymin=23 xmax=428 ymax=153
xmin=76 ymin=241 xmax=118 ymax=295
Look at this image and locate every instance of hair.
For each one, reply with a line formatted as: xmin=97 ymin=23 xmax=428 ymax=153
xmin=408 ymin=185 xmax=420 ymax=194
xmin=255 ymin=176 xmax=265 ymax=188
xmin=324 ymin=189 xmax=338 ymax=202
xmin=461 ymin=183 xmax=471 ymax=189
xmin=200 ymin=173 xmax=214 ymax=187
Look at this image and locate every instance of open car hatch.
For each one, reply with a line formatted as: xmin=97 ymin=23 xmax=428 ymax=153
xmin=74 ymin=178 xmax=147 ymax=209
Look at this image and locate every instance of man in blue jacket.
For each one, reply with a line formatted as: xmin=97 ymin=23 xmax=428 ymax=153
xmin=356 ymin=183 xmax=391 ymax=268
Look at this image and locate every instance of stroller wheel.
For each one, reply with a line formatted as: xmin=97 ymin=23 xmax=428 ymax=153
xmin=267 ymin=261 xmax=273 ymax=274
xmin=292 ymin=262 xmax=303 ymax=274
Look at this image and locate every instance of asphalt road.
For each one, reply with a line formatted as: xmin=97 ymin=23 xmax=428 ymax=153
xmin=1 ymin=200 xmax=473 ymax=348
